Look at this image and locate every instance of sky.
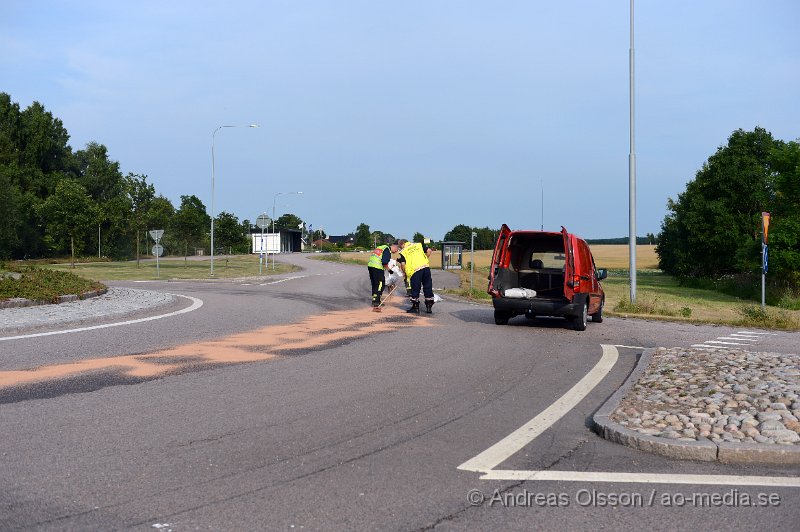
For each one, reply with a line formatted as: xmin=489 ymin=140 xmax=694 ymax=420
xmin=2 ymin=1 xmax=798 ymax=241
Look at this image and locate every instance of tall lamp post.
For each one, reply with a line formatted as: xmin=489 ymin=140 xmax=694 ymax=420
xmin=470 ymin=231 xmax=477 ymax=295
xmin=211 ymin=123 xmax=259 ymax=276
xmin=272 ymin=191 xmax=303 ymax=269
xmin=628 ymin=0 xmax=637 ymax=303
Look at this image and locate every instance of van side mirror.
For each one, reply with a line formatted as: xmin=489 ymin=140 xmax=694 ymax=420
xmin=597 ymin=269 xmax=608 ymax=280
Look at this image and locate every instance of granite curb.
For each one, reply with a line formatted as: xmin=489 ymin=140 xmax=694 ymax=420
xmin=593 ymin=347 xmax=800 ymax=464
xmin=0 ymin=287 xmax=108 ymax=309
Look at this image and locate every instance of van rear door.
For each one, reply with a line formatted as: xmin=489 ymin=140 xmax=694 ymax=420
xmin=561 ymin=227 xmax=575 ymax=301
xmin=488 ymin=224 xmax=511 ymax=297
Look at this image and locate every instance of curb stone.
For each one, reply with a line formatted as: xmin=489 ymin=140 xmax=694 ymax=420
xmin=592 ymin=347 xmax=800 ymax=464
xmin=0 ymin=287 xmax=108 ymax=309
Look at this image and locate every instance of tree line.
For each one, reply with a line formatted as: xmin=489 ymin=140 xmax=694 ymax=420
xmin=656 ymin=127 xmax=799 ymax=284
xmin=0 ymin=93 xmax=316 ymax=264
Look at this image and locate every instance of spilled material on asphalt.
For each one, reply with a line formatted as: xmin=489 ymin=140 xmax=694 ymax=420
xmin=0 ymin=304 xmax=434 ymax=403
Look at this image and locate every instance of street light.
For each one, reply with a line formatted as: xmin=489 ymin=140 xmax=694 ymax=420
xmin=272 ymin=191 xmax=303 ymax=269
xmin=211 ymin=123 xmax=259 ymax=276
xmin=470 ymin=232 xmax=477 ymax=295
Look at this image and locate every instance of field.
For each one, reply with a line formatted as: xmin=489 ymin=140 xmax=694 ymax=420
xmin=317 ymin=245 xmax=799 ymax=330
xmin=322 ymin=245 xmax=659 ymax=270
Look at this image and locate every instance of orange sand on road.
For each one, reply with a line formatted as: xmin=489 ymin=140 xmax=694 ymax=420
xmin=0 ymin=303 xmax=432 ymax=389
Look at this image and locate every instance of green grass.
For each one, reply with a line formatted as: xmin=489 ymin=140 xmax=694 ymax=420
xmin=1 ymin=263 xmax=106 ymax=303
xmin=604 ymin=270 xmax=800 ymax=330
xmin=45 ymin=255 xmax=299 ymax=281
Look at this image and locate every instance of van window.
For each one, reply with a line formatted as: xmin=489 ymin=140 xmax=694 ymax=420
xmin=529 ymin=251 xmax=565 ymax=269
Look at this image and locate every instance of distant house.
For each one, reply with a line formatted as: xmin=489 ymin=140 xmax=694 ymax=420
xmin=327 ymin=234 xmax=356 ymax=247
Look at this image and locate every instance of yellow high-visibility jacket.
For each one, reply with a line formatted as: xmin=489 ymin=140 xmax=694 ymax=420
xmin=399 ymin=242 xmax=429 ymax=278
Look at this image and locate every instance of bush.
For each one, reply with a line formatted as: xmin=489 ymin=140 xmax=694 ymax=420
xmin=0 ymin=262 xmax=105 ymax=303
xmin=737 ymin=304 xmax=798 ymax=329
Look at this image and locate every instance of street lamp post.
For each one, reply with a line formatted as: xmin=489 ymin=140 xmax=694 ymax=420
xmin=628 ymin=0 xmax=637 ymax=303
xmin=271 ymin=191 xmax=303 ymax=270
xmin=470 ymin=232 xmax=477 ymax=295
xmin=211 ymin=123 xmax=258 ymax=276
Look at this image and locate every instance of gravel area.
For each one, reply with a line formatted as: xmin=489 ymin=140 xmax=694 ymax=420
xmin=0 ymin=287 xmax=176 ymax=333
xmin=612 ymin=347 xmax=800 ymax=446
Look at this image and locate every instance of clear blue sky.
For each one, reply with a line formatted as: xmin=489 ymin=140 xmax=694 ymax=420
xmin=3 ymin=1 xmax=798 ymax=240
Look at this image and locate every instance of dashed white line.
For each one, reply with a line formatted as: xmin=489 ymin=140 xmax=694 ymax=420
xmin=260 ymin=275 xmax=308 ymax=285
xmin=704 ymin=340 xmax=749 ymax=346
xmin=0 ymin=294 xmax=203 ymax=342
xmin=691 ymin=344 xmax=726 ymax=349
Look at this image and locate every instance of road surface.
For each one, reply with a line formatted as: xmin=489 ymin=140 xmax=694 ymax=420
xmin=1 ymin=254 xmax=798 ymax=530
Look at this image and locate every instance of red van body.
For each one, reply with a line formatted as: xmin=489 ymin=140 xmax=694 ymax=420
xmin=487 ymin=224 xmax=606 ymax=330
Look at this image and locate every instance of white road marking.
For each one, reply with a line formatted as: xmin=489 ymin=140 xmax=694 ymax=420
xmin=458 ymin=345 xmax=619 ymax=473
xmin=260 ymin=275 xmax=307 ymax=285
xmin=738 ymin=330 xmax=778 ymax=335
xmin=691 ymin=344 xmax=726 ymax=349
xmin=717 ymin=337 xmax=757 ymax=341
xmin=613 ymin=345 xmax=647 ymax=350
xmin=704 ymin=340 xmax=748 ymax=346
xmin=0 ymin=294 xmax=203 ymax=342
xmin=479 ymin=470 xmax=800 ymax=487
xmin=459 ymin=344 xmax=800 ymax=487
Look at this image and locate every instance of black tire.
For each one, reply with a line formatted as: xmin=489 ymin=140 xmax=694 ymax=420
xmin=573 ymin=302 xmax=588 ymax=331
xmin=591 ymin=299 xmax=604 ymax=323
xmin=494 ymin=310 xmax=511 ymax=325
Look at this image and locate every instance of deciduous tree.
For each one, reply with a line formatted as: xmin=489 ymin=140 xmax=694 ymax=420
xmin=171 ymin=195 xmax=210 ymax=260
xmin=657 ymin=128 xmax=778 ymax=277
xmin=36 ymin=179 xmax=100 ymax=267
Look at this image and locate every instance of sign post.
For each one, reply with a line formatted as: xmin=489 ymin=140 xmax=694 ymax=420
xmin=149 ymin=229 xmax=164 ymax=278
xmin=256 ymin=214 xmax=270 ymax=275
xmin=761 ymin=212 xmax=770 ymax=310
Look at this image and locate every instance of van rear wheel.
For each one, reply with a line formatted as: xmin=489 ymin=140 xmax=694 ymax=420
xmin=591 ymin=299 xmax=604 ymax=323
xmin=573 ymin=302 xmax=588 ymax=331
xmin=494 ymin=310 xmax=511 ymax=325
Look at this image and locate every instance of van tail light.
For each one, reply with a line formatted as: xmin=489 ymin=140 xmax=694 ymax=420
xmin=568 ymin=275 xmax=580 ymax=289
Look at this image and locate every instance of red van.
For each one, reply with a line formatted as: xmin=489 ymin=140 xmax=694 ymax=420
xmin=488 ymin=225 xmax=607 ymax=330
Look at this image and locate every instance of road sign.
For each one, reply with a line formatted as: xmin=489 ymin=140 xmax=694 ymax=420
xmin=149 ymin=229 xmax=164 ymax=242
xmin=763 ymin=244 xmax=768 ymax=273
xmin=256 ymin=215 xmax=270 ymax=229
xmin=152 ymin=244 xmax=164 ymax=257
xmin=252 ymin=233 xmax=279 ymax=253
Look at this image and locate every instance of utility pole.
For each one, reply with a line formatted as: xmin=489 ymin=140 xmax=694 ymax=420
xmin=628 ymin=0 xmax=638 ymax=303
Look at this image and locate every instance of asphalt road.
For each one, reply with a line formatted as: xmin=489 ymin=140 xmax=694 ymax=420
xmin=1 ymin=254 xmax=798 ymax=531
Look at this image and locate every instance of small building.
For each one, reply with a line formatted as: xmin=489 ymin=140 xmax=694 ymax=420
xmin=440 ymin=241 xmax=464 ymax=270
xmin=328 ymin=234 xmax=356 ymax=247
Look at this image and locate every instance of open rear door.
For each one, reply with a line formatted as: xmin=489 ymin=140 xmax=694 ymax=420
xmin=561 ymin=226 xmax=576 ymax=300
xmin=488 ymin=224 xmax=511 ymax=296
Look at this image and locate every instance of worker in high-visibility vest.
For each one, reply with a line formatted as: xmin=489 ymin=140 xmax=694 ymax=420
xmin=367 ymin=241 xmax=398 ymax=311
xmin=396 ymin=238 xmax=435 ymax=313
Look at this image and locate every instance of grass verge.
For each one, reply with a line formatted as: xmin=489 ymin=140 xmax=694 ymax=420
xmin=45 ymin=255 xmax=299 ymax=281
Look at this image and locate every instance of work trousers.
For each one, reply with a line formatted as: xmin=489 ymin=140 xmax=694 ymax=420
xmin=409 ymin=267 xmax=434 ymax=302
xmin=368 ymin=267 xmax=385 ymax=306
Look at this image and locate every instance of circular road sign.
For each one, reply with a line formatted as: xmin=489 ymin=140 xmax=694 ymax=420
xmin=152 ymin=244 xmax=164 ymax=257
xmin=256 ymin=215 xmax=270 ymax=229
